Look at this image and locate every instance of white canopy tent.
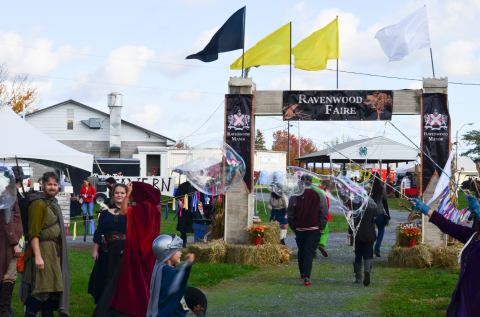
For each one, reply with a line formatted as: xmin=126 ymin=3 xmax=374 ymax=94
xmin=0 ymin=106 xmax=93 ymax=172
xmin=298 ymin=136 xmax=418 ymax=164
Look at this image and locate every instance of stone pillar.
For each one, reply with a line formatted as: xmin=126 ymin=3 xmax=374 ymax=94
xmin=224 ymin=77 xmax=255 ymax=244
xmin=421 ymin=77 xmax=448 ymax=247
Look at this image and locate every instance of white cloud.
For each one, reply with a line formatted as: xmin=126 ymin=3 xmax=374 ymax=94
xmin=127 ymin=103 xmax=162 ymax=129
xmin=104 ymin=45 xmax=155 ymax=86
xmin=151 ymin=51 xmax=190 ymax=77
xmin=0 ymin=31 xmax=86 ymax=76
xmin=173 ymin=88 xmax=202 ymax=103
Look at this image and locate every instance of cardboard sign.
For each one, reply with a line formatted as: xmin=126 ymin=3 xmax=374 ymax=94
xmin=102 ymin=176 xmax=175 ymax=196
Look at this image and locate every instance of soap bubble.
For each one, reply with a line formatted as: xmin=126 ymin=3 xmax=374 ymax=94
xmin=257 ymin=170 xmax=305 ymax=198
xmin=285 ymin=166 xmax=371 ymax=233
xmin=0 ymin=165 xmax=17 ymax=223
xmin=173 ymin=141 xmax=245 ymax=196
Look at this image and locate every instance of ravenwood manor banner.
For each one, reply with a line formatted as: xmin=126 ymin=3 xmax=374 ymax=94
xmin=421 ymin=93 xmax=450 ymax=193
xmin=283 ymin=90 xmax=393 ymax=121
xmin=225 ymin=94 xmax=254 ymax=191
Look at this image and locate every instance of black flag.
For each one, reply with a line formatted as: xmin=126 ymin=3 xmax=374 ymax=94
xmin=186 ymin=6 xmax=245 ymax=62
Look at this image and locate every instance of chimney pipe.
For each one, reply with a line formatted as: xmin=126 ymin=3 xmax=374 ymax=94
xmin=108 ymin=93 xmax=122 ymax=153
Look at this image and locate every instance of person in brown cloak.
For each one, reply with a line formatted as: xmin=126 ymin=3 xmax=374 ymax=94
xmin=21 ymin=172 xmax=70 ymax=317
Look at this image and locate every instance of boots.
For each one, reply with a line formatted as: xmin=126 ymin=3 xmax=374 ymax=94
xmin=25 ymin=296 xmax=42 ymax=317
xmin=353 ymin=262 xmax=362 ymax=284
xmin=0 ymin=281 xmax=15 ymax=317
xmin=363 ymin=259 xmax=372 ymax=286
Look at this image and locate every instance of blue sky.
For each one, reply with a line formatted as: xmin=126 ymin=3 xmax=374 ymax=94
xmin=1 ymin=0 xmax=479 ymax=153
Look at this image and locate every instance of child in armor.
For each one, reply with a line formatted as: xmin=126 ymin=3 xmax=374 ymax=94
xmin=146 ymin=235 xmax=196 ymax=317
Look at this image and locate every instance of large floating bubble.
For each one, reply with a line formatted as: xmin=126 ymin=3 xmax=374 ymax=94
xmin=173 ymin=140 xmax=246 ymax=196
xmin=285 ymin=166 xmax=371 ymax=234
xmin=0 ymin=165 xmax=17 ymax=223
xmin=256 ymin=170 xmax=305 ymax=198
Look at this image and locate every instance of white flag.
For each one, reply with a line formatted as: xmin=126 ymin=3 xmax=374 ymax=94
xmin=375 ymin=7 xmax=431 ymax=61
xmin=427 ymin=151 xmax=453 ymax=206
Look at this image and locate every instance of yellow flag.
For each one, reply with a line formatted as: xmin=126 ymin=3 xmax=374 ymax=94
xmin=231 ymin=22 xmax=291 ymax=69
xmin=293 ymin=17 xmax=339 ymax=71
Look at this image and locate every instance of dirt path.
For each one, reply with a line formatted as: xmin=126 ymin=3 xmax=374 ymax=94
xmin=204 ymin=211 xmax=408 ymax=317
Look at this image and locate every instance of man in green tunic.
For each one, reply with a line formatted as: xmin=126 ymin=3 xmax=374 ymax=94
xmin=22 ymin=172 xmax=70 ymax=317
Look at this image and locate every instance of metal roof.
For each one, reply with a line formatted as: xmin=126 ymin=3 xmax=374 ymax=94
xmin=297 ymin=136 xmax=418 ymax=163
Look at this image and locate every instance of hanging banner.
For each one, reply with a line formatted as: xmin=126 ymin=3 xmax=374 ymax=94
xmin=283 ymin=90 xmax=393 ymax=121
xmin=225 ymin=94 xmax=254 ymax=191
xmin=421 ymin=93 xmax=450 ymax=193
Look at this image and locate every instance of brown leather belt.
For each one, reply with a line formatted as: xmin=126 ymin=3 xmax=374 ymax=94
xmin=105 ymin=233 xmax=126 ymax=242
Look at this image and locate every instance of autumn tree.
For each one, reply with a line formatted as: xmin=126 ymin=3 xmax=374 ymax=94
xmin=271 ymin=130 xmax=318 ymax=166
xmin=0 ymin=65 xmax=37 ymax=114
xmin=255 ymin=129 xmax=267 ymax=150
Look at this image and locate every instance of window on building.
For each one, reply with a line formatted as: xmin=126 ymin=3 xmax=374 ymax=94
xmin=67 ymin=109 xmax=74 ymax=130
xmin=146 ymin=155 xmax=161 ymax=176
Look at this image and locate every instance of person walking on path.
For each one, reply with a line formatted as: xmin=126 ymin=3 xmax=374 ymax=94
xmin=267 ymin=189 xmax=288 ymax=245
xmin=352 ymin=197 xmax=377 ymax=286
xmin=312 ymin=184 xmax=331 ymax=257
xmin=287 ymin=175 xmax=328 ymax=286
xmin=411 ymin=196 xmax=480 ymax=316
xmin=371 ymin=174 xmax=390 ymax=257
xmin=80 ymin=179 xmax=97 ymax=235
xmin=22 ymin=171 xmax=70 ymax=317
xmin=0 ymin=167 xmax=24 ymax=317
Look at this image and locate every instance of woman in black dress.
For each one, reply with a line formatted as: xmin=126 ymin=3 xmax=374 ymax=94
xmin=88 ymin=183 xmax=129 ymax=316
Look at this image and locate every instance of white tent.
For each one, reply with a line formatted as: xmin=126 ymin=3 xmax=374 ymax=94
xmin=0 ymin=106 xmax=93 ymax=172
xmin=395 ymin=162 xmax=416 ymax=175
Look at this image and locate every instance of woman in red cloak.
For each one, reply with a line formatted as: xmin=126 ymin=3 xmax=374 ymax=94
xmin=109 ymin=182 xmax=161 ymax=317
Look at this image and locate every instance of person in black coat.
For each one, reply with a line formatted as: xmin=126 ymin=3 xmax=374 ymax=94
xmin=353 ymin=197 xmax=377 ymax=286
xmin=371 ymin=174 xmax=391 ymax=257
xmin=175 ymin=181 xmax=195 ymax=248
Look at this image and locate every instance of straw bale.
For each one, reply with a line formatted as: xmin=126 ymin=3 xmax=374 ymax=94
xmin=186 ymin=239 xmax=227 ymax=263
xmin=226 ymin=244 xmax=291 ymax=266
xmin=263 ymin=222 xmax=281 ymax=245
xmin=388 ymin=245 xmax=433 ymax=268
xmin=432 ymin=246 xmax=461 ymax=268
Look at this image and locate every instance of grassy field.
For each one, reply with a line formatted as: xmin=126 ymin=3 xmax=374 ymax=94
xmin=379 ymin=265 xmax=459 ymax=316
xmin=11 ymin=248 xmax=257 ymax=316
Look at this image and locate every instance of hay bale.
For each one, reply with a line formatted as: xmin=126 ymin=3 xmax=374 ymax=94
xmin=263 ymin=222 xmax=280 ymax=245
xmin=226 ymin=244 xmax=291 ymax=266
xmin=186 ymin=239 xmax=227 ymax=263
xmin=388 ymin=245 xmax=433 ymax=268
xmin=432 ymin=246 xmax=461 ymax=268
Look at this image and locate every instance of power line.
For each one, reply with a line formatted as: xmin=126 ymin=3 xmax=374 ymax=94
xmin=2 ymin=39 xmax=479 ymax=87
xmin=325 ymin=68 xmax=480 ymax=86
xmin=179 ymin=99 xmax=224 ymax=141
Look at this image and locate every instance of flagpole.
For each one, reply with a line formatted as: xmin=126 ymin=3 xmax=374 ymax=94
xmin=287 ymin=21 xmax=292 ymax=166
xmin=241 ymin=8 xmax=246 ymax=78
xmin=336 ymin=59 xmax=339 ymax=89
xmin=336 ymin=16 xmax=339 ymax=89
xmin=429 ymin=47 xmax=435 ymax=78
xmin=289 ymin=21 xmax=292 ymax=90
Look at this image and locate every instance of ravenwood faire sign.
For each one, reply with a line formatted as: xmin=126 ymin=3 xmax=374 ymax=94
xmin=283 ymin=90 xmax=393 ymax=121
